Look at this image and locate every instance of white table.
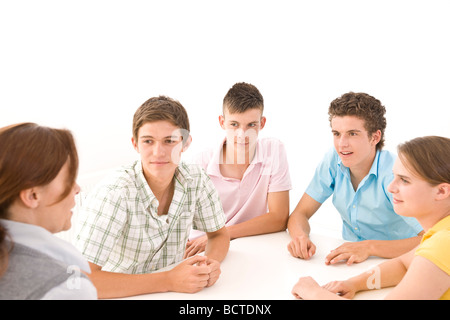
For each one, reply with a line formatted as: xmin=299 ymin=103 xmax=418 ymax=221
xmin=116 ymin=231 xmax=392 ymax=300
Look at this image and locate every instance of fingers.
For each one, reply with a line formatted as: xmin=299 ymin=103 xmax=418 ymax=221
xmin=287 ymin=236 xmax=316 ymax=260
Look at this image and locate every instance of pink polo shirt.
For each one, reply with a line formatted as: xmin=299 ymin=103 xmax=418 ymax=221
xmin=190 ymin=137 xmax=292 ymax=239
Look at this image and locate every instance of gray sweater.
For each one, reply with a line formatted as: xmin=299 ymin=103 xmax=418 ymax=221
xmin=0 ymin=243 xmax=88 ymax=300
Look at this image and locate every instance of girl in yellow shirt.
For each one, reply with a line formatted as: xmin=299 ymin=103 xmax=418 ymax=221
xmin=292 ymin=136 xmax=450 ymax=300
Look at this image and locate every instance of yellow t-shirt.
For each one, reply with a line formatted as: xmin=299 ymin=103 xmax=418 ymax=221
xmin=415 ymin=215 xmax=450 ymax=300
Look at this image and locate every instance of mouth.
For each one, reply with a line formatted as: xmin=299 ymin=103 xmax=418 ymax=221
xmin=150 ymin=161 xmax=170 ymax=166
xmin=392 ymin=198 xmax=403 ymax=204
xmin=339 ymin=151 xmax=353 ymax=157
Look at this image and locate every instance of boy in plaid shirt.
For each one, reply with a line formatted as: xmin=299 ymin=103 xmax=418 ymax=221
xmin=76 ymin=96 xmax=229 ymax=299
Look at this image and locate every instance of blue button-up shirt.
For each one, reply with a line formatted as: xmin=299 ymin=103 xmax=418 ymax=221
xmin=306 ymin=148 xmax=423 ymax=241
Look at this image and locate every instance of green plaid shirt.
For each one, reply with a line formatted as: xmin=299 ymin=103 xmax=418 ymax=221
xmin=75 ymin=160 xmax=225 ymax=274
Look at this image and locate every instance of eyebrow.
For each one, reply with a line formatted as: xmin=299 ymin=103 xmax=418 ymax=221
xmin=139 ymin=135 xmax=180 ymax=139
xmin=394 ymin=173 xmax=411 ymax=180
xmin=331 ymin=129 xmax=363 ymax=133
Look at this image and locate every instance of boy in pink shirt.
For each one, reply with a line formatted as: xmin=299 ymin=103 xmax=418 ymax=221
xmin=185 ymin=82 xmax=292 ymax=257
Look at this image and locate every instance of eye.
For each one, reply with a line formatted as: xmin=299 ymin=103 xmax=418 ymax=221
xmin=400 ymin=177 xmax=410 ymax=184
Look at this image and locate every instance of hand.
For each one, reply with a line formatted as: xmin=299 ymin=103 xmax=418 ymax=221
xmin=322 ymin=280 xmax=357 ymax=299
xmin=184 ymin=235 xmax=208 ymax=259
xmin=287 ymin=234 xmax=316 ymax=260
xmin=204 ymin=258 xmax=221 ymax=287
xmin=291 ymin=276 xmax=322 ymax=300
xmin=166 ymin=255 xmax=211 ymax=293
xmin=325 ymin=241 xmax=370 ymax=265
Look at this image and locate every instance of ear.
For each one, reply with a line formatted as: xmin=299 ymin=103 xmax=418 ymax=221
xmin=219 ymin=115 xmax=226 ymax=130
xmin=371 ymin=130 xmax=382 ymax=146
xmin=182 ymin=135 xmax=192 ymax=152
xmin=131 ymin=137 xmax=139 ymax=153
xmin=19 ymin=188 xmax=40 ymax=209
xmin=260 ymin=116 xmax=267 ymax=130
xmin=435 ymin=183 xmax=450 ymax=201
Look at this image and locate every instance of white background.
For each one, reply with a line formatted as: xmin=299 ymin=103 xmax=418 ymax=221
xmin=1 ymin=1 xmax=449 ymax=232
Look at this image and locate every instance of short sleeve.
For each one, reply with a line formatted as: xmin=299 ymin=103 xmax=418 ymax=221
xmin=305 ymin=148 xmax=337 ymax=204
xmin=75 ymin=184 xmax=127 ymax=267
xmin=415 ymin=230 xmax=450 ymax=276
xmin=192 ymin=171 xmax=226 ymax=233
xmin=266 ymin=140 xmax=292 ymax=193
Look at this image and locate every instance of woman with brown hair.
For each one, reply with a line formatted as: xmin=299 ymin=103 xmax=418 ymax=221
xmin=0 ymin=123 xmax=97 ymax=299
xmin=292 ymin=136 xmax=450 ymax=300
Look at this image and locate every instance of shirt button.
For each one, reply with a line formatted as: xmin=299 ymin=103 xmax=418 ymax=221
xmin=353 ymin=205 xmax=356 ymax=208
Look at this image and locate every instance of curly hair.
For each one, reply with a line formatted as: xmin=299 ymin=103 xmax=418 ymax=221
xmin=328 ymin=92 xmax=387 ymax=150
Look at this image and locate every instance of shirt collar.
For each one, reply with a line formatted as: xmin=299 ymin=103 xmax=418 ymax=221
xmin=134 ymin=160 xmax=193 ymax=208
xmin=0 ymin=219 xmax=91 ymax=273
xmin=420 ymin=215 xmax=450 ymax=246
xmin=337 ymin=149 xmax=381 ymax=178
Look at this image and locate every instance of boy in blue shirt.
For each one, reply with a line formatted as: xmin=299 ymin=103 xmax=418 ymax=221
xmin=287 ymin=92 xmax=423 ymax=265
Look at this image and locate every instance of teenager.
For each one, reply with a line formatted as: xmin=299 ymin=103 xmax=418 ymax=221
xmin=185 ymin=83 xmax=291 ymax=257
xmin=287 ymin=92 xmax=423 ymax=264
xmin=292 ymin=136 xmax=450 ymax=300
xmin=75 ymin=96 xmax=229 ymax=299
xmin=0 ymin=123 xmax=97 ymax=299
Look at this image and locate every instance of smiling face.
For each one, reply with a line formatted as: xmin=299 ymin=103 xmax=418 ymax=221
xmin=132 ymin=120 xmax=189 ymax=181
xmin=388 ymin=158 xmax=439 ymax=221
xmin=331 ymin=115 xmax=381 ymax=173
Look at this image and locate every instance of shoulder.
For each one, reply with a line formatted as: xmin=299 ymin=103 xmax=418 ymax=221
xmin=378 ymin=149 xmax=396 ymax=167
xmin=88 ymin=161 xmax=142 ymax=198
xmin=416 ymin=229 xmax=450 ymax=274
xmin=177 ymin=162 xmax=211 ymax=185
xmin=258 ymin=137 xmax=286 ymax=152
xmin=376 ymin=149 xmax=397 ymax=181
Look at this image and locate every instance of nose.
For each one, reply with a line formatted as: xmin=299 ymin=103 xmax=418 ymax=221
xmin=152 ymin=142 xmax=166 ymax=156
xmin=387 ymin=179 xmax=397 ymax=194
xmin=338 ymin=135 xmax=349 ymax=147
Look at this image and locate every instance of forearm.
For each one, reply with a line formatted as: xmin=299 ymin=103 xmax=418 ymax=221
xmin=88 ymin=266 xmax=170 ymax=299
xmin=347 ymin=258 xmax=408 ymax=293
xmin=205 ymin=228 xmax=230 ymax=262
xmin=367 ymin=236 xmax=422 ymax=259
xmin=227 ymin=211 xmax=288 ymax=240
xmin=287 ymin=210 xmax=311 ymax=238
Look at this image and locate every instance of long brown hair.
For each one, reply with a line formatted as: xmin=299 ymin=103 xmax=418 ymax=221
xmin=0 ymin=123 xmax=79 ymax=276
xmin=397 ymin=136 xmax=450 ymax=186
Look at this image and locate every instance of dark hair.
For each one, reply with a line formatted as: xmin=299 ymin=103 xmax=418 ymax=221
xmin=397 ymin=136 xmax=450 ymax=186
xmin=133 ymin=96 xmax=190 ymax=143
xmin=223 ymin=82 xmax=264 ymax=114
xmin=328 ymin=92 xmax=387 ymax=150
xmin=0 ymin=122 xmax=79 ymax=276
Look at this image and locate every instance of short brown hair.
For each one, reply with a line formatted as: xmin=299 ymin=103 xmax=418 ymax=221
xmin=397 ymin=136 xmax=450 ymax=186
xmin=0 ymin=122 xmax=78 ymax=276
xmin=133 ymin=96 xmax=190 ymax=143
xmin=328 ymin=92 xmax=387 ymax=150
xmin=223 ymin=82 xmax=264 ymax=114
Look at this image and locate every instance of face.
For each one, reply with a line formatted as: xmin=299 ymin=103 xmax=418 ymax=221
xmin=219 ymin=107 xmax=266 ymax=152
xmin=388 ymin=158 xmax=437 ymax=219
xmin=132 ymin=121 xmax=189 ymax=180
xmin=331 ymin=115 xmax=380 ymax=171
xmin=35 ymin=160 xmax=80 ymax=233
